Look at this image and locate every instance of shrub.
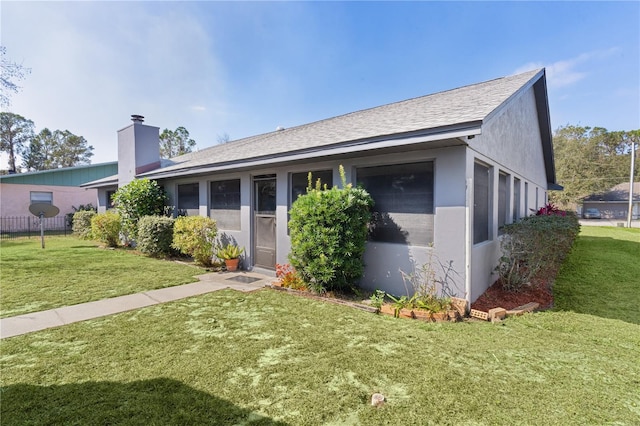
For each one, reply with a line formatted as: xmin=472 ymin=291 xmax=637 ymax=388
xmin=275 ymin=263 xmax=307 ymax=290
xmin=288 ymin=166 xmax=373 ymax=293
xmin=496 ymin=211 xmax=580 ymax=291
xmin=67 ymin=204 xmax=97 ymax=229
xmin=137 ymin=215 xmax=175 ymax=257
xmin=91 ymin=211 xmax=122 ymax=248
xmin=172 ymin=216 xmax=217 ymax=266
xmin=72 ymin=210 xmax=96 ymax=239
xmin=112 ymin=179 xmax=168 ymax=242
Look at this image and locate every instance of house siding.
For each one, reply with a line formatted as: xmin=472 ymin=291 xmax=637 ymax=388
xmin=466 ymin=86 xmax=549 ymax=301
xmin=0 ymin=183 xmax=97 ymax=218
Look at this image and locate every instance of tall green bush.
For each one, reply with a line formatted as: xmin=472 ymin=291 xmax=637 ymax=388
xmin=137 ymin=216 xmax=175 ymax=257
xmin=72 ymin=210 xmax=96 ymax=239
xmin=172 ymin=216 xmax=217 ymax=266
xmin=288 ymin=166 xmax=373 ymax=293
xmin=112 ymin=178 xmax=167 ymax=242
xmin=496 ymin=211 xmax=580 ymax=291
xmin=91 ymin=211 xmax=122 ymax=248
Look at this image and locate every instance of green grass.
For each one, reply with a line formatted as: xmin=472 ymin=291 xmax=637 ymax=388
xmin=1 ymin=229 xmax=639 ymax=424
xmin=554 ymin=226 xmax=640 ymax=324
xmin=0 ymin=237 xmax=203 ymax=318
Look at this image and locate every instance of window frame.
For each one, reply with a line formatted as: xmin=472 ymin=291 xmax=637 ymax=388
xmin=473 ymin=161 xmax=491 ymax=245
xmin=210 ymin=178 xmax=241 ymax=230
xmin=356 ymin=160 xmax=435 ymax=247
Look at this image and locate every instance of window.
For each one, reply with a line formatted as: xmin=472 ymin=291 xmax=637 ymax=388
xmin=497 ymin=172 xmax=508 ymax=235
xmin=30 ymin=191 xmax=52 ymax=204
xmin=473 ymin=162 xmax=491 ymax=244
xmin=524 ymin=182 xmax=529 ymax=215
xmin=177 ymin=183 xmax=199 ymax=214
xmin=210 ymin=179 xmax=241 ymax=230
xmin=513 ymin=178 xmax=521 ymax=222
xmin=290 ymin=170 xmax=333 ymax=206
xmin=357 ymin=161 xmax=434 ymax=246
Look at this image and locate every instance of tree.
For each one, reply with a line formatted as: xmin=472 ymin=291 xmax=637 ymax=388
xmin=159 ymin=126 xmax=196 ymax=158
xmin=1 ymin=46 xmax=31 ymax=108
xmin=22 ymin=128 xmax=54 ymax=171
xmin=551 ymin=125 xmax=639 ymax=208
xmin=0 ymin=112 xmax=34 ymax=172
xmin=21 ymin=128 xmax=93 ymax=171
xmin=53 ymin=130 xmax=94 ymax=167
xmin=217 ymin=132 xmax=230 ymax=144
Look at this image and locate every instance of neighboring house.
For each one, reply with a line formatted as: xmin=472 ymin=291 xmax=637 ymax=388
xmin=582 ymin=182 xmax=640 ymax=220
xmin=0 ymin=163 xmax=118 ymax=223
xmin=85 ymin=69 xmax=558 ymax=303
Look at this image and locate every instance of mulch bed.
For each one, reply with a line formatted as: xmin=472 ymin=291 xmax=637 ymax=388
xmin=471 ymin=276 xmax=554 ymax=312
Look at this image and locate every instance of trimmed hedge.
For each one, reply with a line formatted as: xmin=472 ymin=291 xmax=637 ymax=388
xmin=91 ymin=211 xmax=122 ymax=248
xmin=72 ymin=210 xmax=96 ymax=240
xmin=137 ymin=216 xmax=175 ymax=257
xmin=496 ymin=211 xmax=580 ymax=291
xmin=172 ymin=216 xmax=217 ymax=266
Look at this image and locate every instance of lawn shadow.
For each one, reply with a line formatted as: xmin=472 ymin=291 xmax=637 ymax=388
xmin=1 ymin=377 xmax=289 ymax=425
xmin=553 ymin=235 xmax=640 ymax=325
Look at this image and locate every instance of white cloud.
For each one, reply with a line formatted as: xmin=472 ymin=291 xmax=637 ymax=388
xmin=514 ymin=48 xmax=620 ymax=89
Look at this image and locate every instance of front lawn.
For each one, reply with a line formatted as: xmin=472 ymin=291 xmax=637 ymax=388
xmin=0 ymin=237 xmax=202 ymax=318
xmin=1 ymin=228 xmax=639 ymax=424
xmin=554 ymin=226 xmax=640 ymax=324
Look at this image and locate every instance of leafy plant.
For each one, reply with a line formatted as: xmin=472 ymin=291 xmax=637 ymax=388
xmin=399 ymin=250 xmax=460 ymax=313
xmin=386 ymin=294 xmax=415 ymax=318
xmin=275 ymin=263 xmax=307 ymax=290
xmin=288 ymin=165 xmax=373 ymax=293
xmin=136 ymin=216 xmax=175 ymax=257
xmin=72 ymin=210 xmax=96 ymax=239
xmin=496 ymin=212 xmax=580 ymax=291
xmin=91 ymin=211 xmax=121 ymax=248
xmin=369 ymin=289 xmax=386 ymax=309
xmin=112 ymin=179 xmax=168 ymax=242
xmin=172 ymin=216 xmax=217 ymax=266
xmin=216 ymin=244 xmax=244 ymax=260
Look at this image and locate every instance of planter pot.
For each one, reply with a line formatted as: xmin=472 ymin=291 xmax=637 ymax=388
xmin=224 ymin=258 xmax=240 ymax=272
xmin=413 ymin=310 xmax=432 ymax=322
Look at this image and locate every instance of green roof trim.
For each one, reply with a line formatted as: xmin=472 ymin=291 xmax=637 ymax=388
xmin=0 ymin=162 xmax=118 ymax=187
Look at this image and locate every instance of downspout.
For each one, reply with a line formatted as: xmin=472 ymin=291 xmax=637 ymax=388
xmin=465 ymin=176 xmax=473 ymax=307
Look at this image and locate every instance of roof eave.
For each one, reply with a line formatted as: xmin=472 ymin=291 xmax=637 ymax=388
xmin=140 ymin=123 xmax=482 ymax=180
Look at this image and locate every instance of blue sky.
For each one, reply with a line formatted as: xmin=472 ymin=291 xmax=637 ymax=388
xmin=2 ymin=1 xmax=639 ymax=168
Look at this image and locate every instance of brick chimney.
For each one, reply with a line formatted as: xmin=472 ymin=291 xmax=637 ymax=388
xmin=117 ymin=115 xmax=161 ymax=187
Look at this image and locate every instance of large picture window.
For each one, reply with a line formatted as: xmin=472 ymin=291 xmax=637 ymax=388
xmin=177 ymin=183 xmax=199 ymax=215
xmin=473 ymin=162 xmax=491 ymax=244
xmin=357 ymin=161 xmax=434 ymax=246
xmin=290 ymin=170 xmax=333 ymax=206
xmin=210 ymin=179 xmax=241 ymax=230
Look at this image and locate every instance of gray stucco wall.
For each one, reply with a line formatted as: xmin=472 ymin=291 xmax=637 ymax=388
xmin=466 ymin=86 xmax=549 ymax=301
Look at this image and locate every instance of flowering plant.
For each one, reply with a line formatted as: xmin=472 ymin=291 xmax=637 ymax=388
xmin=275 ymin=263 xmax=307 ymax=290
xmin=534 ymin=203 xmax=566 ymax=217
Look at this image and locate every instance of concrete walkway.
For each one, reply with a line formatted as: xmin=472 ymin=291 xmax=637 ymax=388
xmin=0 ymin=271 xmax=274 ymax=339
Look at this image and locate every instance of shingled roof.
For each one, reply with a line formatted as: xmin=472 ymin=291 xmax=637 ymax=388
xmin=140 ymin=68 xmax=552 ymax=181
xmin=583 ymin=182 xmax=640 ymax=202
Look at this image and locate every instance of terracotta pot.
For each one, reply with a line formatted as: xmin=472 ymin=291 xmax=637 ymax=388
xmin=224 ymin=258 xmax=240 ymax=272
